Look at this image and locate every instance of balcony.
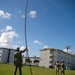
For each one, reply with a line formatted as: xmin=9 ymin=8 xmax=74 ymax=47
xmin=49 ymin=63 xmax=52 ymax=66
xmin=50 ymin=59 xmax=52 ymax=61
xmin=50 ymin=54 xmax=53 ymax=56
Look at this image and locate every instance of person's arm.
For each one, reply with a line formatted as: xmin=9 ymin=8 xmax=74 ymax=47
xmin=20 ymin=47 xmax=28 ymax=53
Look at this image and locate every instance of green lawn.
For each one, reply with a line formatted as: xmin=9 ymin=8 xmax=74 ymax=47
xmin=0 ymin=64 xmax=75 ymax=75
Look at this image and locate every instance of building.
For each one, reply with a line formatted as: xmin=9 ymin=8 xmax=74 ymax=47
xmin=0 ymin=47 xmax=40 ymax=66
xmin=23 ymin=56 xmax=40 ymax=66
xmin=39 ymin=48 xmax=75 ymax=69
xmin=0 ymin=47 xmax=15 ymax=63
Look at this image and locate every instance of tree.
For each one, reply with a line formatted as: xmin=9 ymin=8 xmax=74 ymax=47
xmin=25 ymin=58 xmax=32 ymax=63
xmin=33 ymin=60 xmax=39 ymax=63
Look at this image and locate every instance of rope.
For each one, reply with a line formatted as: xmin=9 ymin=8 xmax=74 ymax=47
xmin=24 ymin=0 xmax=33 ymax=75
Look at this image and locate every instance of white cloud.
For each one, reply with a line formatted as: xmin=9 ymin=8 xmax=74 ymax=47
xmin=0 ymin=26 xmax=18 ymax=48
xmin=20 ymin=46 xmax=26 ymax=50
xmin=6 ymin=26 xmax=13 ymax=31
xmin=63 ymin=49 xmax=71 ymax=53
xmin=29 ymin=11 xmax=37 ymax=18
xmin=20 ymin=46 xmax=29 ymax=51
xmin=33 ymin=40 xmax=42 ymax=45
xmin=0 ymin=10 xmax=11 ymax=19
xmin=0 ymin=26 xmax=13 ymax=32
xmin=43 ymin=46 xmax=49 ymax=49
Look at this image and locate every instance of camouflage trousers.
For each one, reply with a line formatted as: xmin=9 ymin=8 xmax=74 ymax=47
xmin=60 ymin=68 xmax=65 ymax=75
xmin=55 ymin=68 xmax=59 ymax=75
xmin=14 ymin=63 xmax=22 ymax=75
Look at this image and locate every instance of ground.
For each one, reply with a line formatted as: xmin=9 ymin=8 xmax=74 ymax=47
xmin=0 ymin=64 xmax=75 ymax=75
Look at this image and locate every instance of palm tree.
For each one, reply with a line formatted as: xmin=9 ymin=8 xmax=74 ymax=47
xmin=25 ymin=58 xmax=32 ymax=65
xmin=33 ymin=60 xmax=39 ymax=66
xmin=33 ymin=60 xmax=39 ymax=63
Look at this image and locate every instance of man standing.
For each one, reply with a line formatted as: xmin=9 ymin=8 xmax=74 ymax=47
xmin=60 ymin=61 xmax=65 ymax=75
xmin=13 ymin=47 xmax=27 ymax=75
xmin=55 ymin=61 xmax=60 ymax=75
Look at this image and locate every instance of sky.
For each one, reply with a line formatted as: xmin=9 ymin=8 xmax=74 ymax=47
xmin=0 ymin=0 xmax=75 ymax=57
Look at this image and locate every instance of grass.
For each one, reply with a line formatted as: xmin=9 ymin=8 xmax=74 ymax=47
xmin=0 ymin=63 xmax=75 ymax=75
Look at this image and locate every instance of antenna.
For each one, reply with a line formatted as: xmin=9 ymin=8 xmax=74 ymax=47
xmin=24 ymin=0 xmax=33 ymax=75
xmin=64 ymin=45 xmax=71 ymax=70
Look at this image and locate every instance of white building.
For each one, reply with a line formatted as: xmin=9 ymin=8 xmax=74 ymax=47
xmin=39 ymin=48 xmax=75 ymax=69
xmin=23 ymin=56 xmax=40 ymax=66
xmin=0 ymin=47 xmax=15 ymax=63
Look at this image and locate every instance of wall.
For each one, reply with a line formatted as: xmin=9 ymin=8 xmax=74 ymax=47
xmin=9 ymin=50 xmax=15 ymax=63
xmin=1 ymin=49 xmax=9 ymax=63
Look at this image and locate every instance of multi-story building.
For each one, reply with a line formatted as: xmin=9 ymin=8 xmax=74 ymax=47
xmin=23 ymin=56 xmax=40 ymax=66
xmin=0 ymin=47 xmax=40 ymax=66
xmin=0 ymin=47 xmax=15 ymax=63
xmin=39 ymin=48 xmax=75 ymax=69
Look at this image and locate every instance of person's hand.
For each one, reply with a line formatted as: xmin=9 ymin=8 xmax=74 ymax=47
xmin=25 ymin=47 xmax=28 ymax=51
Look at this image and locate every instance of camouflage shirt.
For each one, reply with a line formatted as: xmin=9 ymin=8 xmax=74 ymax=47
xmin=55 ymin=62 xmax=60 ymax=69
xmin=14 ymin=50 xmax=25 ymax=65
xmin=60 ymin=63 xmax=64 ymax=69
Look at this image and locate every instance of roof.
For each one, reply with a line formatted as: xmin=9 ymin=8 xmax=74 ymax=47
xmin=0 ymin=47 xmax=15 ymax=51
xmin=40 ymin=48 xmax=75 ymax=57
xmin=40 ymin=48 xmax=55 ymax=51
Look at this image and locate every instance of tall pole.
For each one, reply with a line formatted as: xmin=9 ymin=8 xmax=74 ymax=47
xmin=24 ymin=0 xmax=28 ymax=48
xmin=24 ymin=0 xmax=33 ymax=75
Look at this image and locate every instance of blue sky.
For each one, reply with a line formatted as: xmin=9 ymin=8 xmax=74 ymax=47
xmin=0 ymin=0 xmax=75 ymax=57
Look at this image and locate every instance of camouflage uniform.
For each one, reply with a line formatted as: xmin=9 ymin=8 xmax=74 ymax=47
xmin=55 ymin=61 xmax=60 ymax=75
xmin=60 ymin=61 xmax=65 ymax=75
xmin=14 ymin=47 xmax=26 ymax=75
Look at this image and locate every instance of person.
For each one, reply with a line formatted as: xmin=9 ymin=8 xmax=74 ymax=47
xmin=55 ymin=60 xmax=60 ymax=75
xmin=60 ymin=60 xmax=65 ymax=75
xmin=13 ymin=47 xmax=27 ymax=75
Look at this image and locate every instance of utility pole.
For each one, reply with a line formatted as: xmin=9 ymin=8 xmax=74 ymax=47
xmin=65 ymin=46 xmax=71 ymax=70
xmin=66 ymin=46 xmax=71 ymax=53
